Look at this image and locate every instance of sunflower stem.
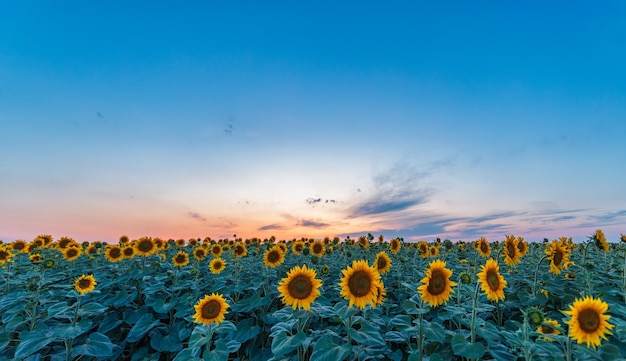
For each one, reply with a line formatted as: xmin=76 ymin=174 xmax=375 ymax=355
xmin=622 ymin=249 xmax=626 ymax=303
xmin=532 ymin=255 xmax=548 ymax=297
xmin=470 ymin=280 xmax=480 ymax=344
xmin=65 ymin=296 xmax=81 ymax=361
xmin=417 ymin=299 xmax=424 ymax=361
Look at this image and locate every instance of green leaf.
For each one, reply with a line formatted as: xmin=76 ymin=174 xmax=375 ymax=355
xmin=151 ymin=327 xmax=183 ymax=353
xmin=46 ymin=302 xmax=70 ymax=319
xmin=146 ymin=296 xmax=175 ymax=314
xmin=348 ymin=322 xmax=386 ymax=347
xmin=310 ymin=334 xmax=352 ymax=361
xmin=97 ymin=312 xmax=123 ymax=334
xmin=403 ymin=300 xmax=430 ymax=315
xmin=54 ymin=318 xmax=93 ymax=338
xmin=126 ymin=313 xmax=161 ymax=343
xmin=203 ymin=339 xmax=229 ymax=361
xmin=173 ymin=348 xmax=201 ymax=361
xmin=487 ymin=344 xmax=517 ymax=361
xmin=80 ymin=302 xmax=108 ymax=317
xmin=425 ymin=322 xmax=446 ymax=344
xmin=234 ymin=320 xmax=260 ymax=343
xmin=451 ymin=333 xmax=485 ymax=360
xmin=14 ymin=330 xmax=54 ymax=359
xmin=214 ymin=320 xmax=236 ymax=334
xmin=271 ymin=331 xmax=307 ymax=358
xmin=73 ymin=332 xmax=118 ymax=358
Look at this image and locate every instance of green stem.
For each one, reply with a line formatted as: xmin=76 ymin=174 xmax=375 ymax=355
xmin=532 ymin=255 xmax=549 ymax=297
xmin=418 ymin=300 xmax=424 ymax=361
xmin=470 ymin=281 xmax=480 ymax=344
xmin=66 ymin=297 xmax=82 ymax=361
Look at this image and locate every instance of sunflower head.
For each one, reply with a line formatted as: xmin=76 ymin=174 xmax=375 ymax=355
xmin=30 ymin=253 xmax=42 ymax=264
xmin=564 ymin=296 xmax=614 ymax=349
xmin=233 ymin=243 xmax=247 ymax=258
xmin=209 ymin=258 xmax=226 ymax=274
xmin=172 ymin=251 xmax=189 ymax=267
xmin=418 ymin=242 xmax=428 ymax=258
xmin=292 ymin=241 xmax=305 ymax=255
xmin=389 ymin=238 xmax=401 ymax=254
xmin=374 ymin=252 xmax=392 ymax=274
xmin=417 ymin=259 xmax=457 ymax=307
xmin=475 ymin=237 xmax=491 ymax=257
xmin=193 ymin=247 xmax=207 ymax=261
xmin=593 ymin=229 xmax=609 ymax=252
xmin=63 ymin=246 xmax=82 ymax=262
xmin=516 ymin=237 xmax=528 ymax=257
xmin=105 ymin=245 xmax=124 ymax=262
xmin=477 ymin=258 xmax=507 ymax=302
xmin=210 ymin=244 xmax=223 ymax=257
xmin=339 ymin=260 xmax=382 ymax=309
xmin=311 ymin=241 xmax=325 ymax=257
xmin=0 ymin=247 xmax=13 ymax=263
xmin=525 ymin=306 xmax=545 ymax=328
xmin=193 ymin=293 xmax=229 ymax=325
xmin=74 ymin=274 xmax=97 ymax=294
xmin=135 ymin=237 xmax=157 ymax=256
xmin=538 ymin=319 xmax=561 ymax=342
xmin=428 ymin=245 xmax=439 ymax=257
xmin=264 ymin=247 xmax=285 ymax=268
xmin=459 ymin=271 xmax=472 ymax=285
xmin=545 ymin=239 xmax=572 ymax=275
xmin=122 ymin=246 xmax=135 ymax=259
xmin=320 ymin=264 xmax=330 ymax=275
xmin=502 ymin=235 xmax=521 ymax=266
xmin=277 ymin=264 xmax=322 ymax=310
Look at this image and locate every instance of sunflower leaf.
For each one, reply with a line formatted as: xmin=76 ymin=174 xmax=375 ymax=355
xmin=271 ymin=330 xmax=307 ymax=358
xmin=451 ymin=333 xmax=485 ymax=360
xmin=126 ymin=313 xmax=161 ymax=343
xmin=310 ymin=334 xmax=352 ymax=361
xmin=13 ymin=330 xmax=54 ymax=360
xmin=73 ymin=332 xmax=118 ymax=358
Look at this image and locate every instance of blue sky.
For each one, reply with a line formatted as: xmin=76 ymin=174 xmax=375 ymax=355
xmin=1 ymin=1 xmax=625 ymax=243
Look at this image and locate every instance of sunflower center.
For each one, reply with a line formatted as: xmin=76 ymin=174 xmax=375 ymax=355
xmin=541 ymin=324 xmax=556 ymax=334
xmin=67 ymin=249 xmax=78 ymax=257
xmin=486 ymin=270 xmax=500 ymax=291
xmin=201 ymin=300 xmax=221 ymax=319
xmin=0 ymin=251 xmax=9 ymax=260
xmin=480 ymin=242 xmax=488 ymax=253
xmin=212 ymin=247 xmax=220 ymax=255
xmin=348 ymin=271 xmax=372 ymax=297
xmin=176 ymin=255 xmax=186 ymax=263
xmin=553 ymin=250 xmax=563 ymax=266
xmin=506 ymin=243 xmax=516 ymax=257
xmin=288 ymin=275 xmax=313 ymax=299
xmin=138 ymin=240 xmax=153 ymax=252
xmin=427 ymin=270 xmax=446 ymax=296
xmin=578 ymin=308 xmax=600 ymax=333
xmin=78 ymin=279 xmax=91 ymax=289
xmin=268 ymin=251 xmax=280 ymax=263
xmin=235 ymin=246 xmax=244 ymax=255
xmin=214 ymin=261 xmax=223 ymax=269
xmin=377 ymin=257 xmax=387 ymax=269
xmin=110 ymin=248 xmax=122 ymax=258
xmin=313 ymin=244 xmax=323 ymax=253
xmin=295 ymin=244 xmax=303 ymax=252
xmin=123 ymin=248 xmax=133 ymax=256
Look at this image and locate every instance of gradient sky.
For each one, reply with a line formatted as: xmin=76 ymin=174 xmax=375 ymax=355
xmin=2 ymin=2 xmax=625 ymax=243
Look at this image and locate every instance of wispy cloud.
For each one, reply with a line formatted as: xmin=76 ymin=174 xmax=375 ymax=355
xmin=187 ymin=212 xmax=206 ymax=222
xmin=258 ymin=223 xmax=285 ymax=231
xmin=298 ymin=219 xmax=330 ymax=228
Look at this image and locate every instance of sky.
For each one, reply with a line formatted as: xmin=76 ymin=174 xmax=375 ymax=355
xmin=1 ymin=1 xmax=626 ymax=243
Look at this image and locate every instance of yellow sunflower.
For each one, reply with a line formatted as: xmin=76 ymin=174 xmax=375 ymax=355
xmin=85 ymin=244 xmax=99 ymax=256
xmin=63 ymin=246 xmax=82 ymax=261
xmin=417 ymin=241 xmax=429 ymax=258
xmin=122 ymin=246 xmax=135 ymax=259
xmin=0 ymin=246 xmax=14 ymax=263
xmin=418 ymin=259 xmax=457 ymax=307
xmin=428 ymin=245 xmax=439 ymax=257
xmin=188 ymin=238 xmax=198 ymax=247
xmin=292 ymin=241 xmax=305 ymax=255
xmin=538 ymin=319 xmax=561 ymax=342
xmin=172 ymin=251 xmax=189 ymax=267
xmin=264 ymin=247 xmax=285 ymax=268
xmin=277 ymin=264 xmax=322 ymax=310
xmin=502 ymin=235 xmax=521 ymax=266
xmin=176 ymin=239 xmax=187 ymax=247
xmin=545 ymin=239 xmax=572 ymax=275
xmin=74 ymin=274 xmax=97 ymax=294
xmin=11 ymin=240 xmax=28 ymax=253
xmin=620 ymin=233 xmax=626 ymax=243
xmin=374 ymin=251 xmax=392 ymax=274
xmin=374 ymin=282 xmax=386 ymax=308
xmin=153 ymin=238 xmax=165 ymax=250
xmin=233 ymin=243 xmax=247 ymax=258
xmin=516 ymin=237 xmax=528 ymax=257
xmin=358 ymin=235 xmax=370 ymax=249
xmin=311 ymin=240 xmax=325 ymax=257
xmin=105 ymin=245 xmax=123 ymax=262
xmin=276 ymin=242 xmax=288 ymax=255
xmin=57 ymin=237 xmax=77 ymax=249
xmin=193 ymin=247 xmax=207 ymax=261
xmin=564 ymin=296 xmax=614 ymax=348
xmin=593 ymin=229 xmax=609 ymax=252
xmin=36 ymin=234 xmax=54 ymax=247
xmin=477 ymin=258 xmax=507 ymax=302
xmin=209 ymin=258 xmax=226 ymax=274
xmin=339 ymin=260 xmax=382 ymax=309
xmin=30 ymin=253 xmax=42 ymax=264
xmin=389 ymin=238 xmax=401 ymax=254
xmin=134 ymin=237 xmax=157 ymax=257
xmin=210 ymin=244 xmax=223 ymax=258
xmin=193 ymin=293 xmax=229 ymax=325
xmin=475 ymin=237 xmax=491 ymax=258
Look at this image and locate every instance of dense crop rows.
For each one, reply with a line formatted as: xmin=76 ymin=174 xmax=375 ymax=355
xmin=1 ymin=232 xmax=626 ymax=360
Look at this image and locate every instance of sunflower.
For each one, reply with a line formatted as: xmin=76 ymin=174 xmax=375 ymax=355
xmin=85 ymin=244 xmax=98 ymax=256
xmin=209 ymin=258 xmax=226 ymax=274
xmin=374 ymin=252 xmax=392 ymax=274
xmin=36 ymin=234 xmax=54 ymax=247
xmin=63 ymin=246 xmax=82 ymax=261
xmin=193 ymin=293 xmax=229 ymax=325
xmin=538 ymin=319 xmax=561 ymax=342
xmin=311 ymin=241 xmax=325 ymax=257
xmin=57 ymin=237 xmax=77 ymax=249
xmin=516 ymin=237 xmax=528 ymax=257
xmin=0 ymin=246 xmax=13 ymax=263
xmin=233 ymin=243 xmax=247 ymax=258
xmin=475 ymin=237 xmax=491 ymax=257
xmin=477 ymin=259 xmax=507 ymax=302
xmin=292 ymin=241 xmax=305 ymax=255
xmin=277 ymin=264 xmax=322 ymax=310
xmin=172 ymin=251 xmax=189 ymax=267
xmin=418 ymin=259 xmax=457 ymax=307
xmin=119 ymin=235 xmax=129 ymax=244
xmin=11 ymin=240 xmax=28 ymax=253
xmin=417 ymin=241 xmax=429 ymax=258
xmin=374 ymin=282 xmax=386 ymax=307
xmin=564 ymin=296 xmax=614 ymax=348
xmin=193 ymin=247 xmax=207 ymax=261
xmin=276 ymin=242 xmax=288 ymax=255
xmin=339 ymin=260 xmax=382 ymax=309
xmin=358 ymin=236 xmax=369 ymax=249
xmin=122 ymin=246 xmax=135 ymax=259
xmin=153 ymin=238 xmax=165 ymax=250
xmin=74 ymin=274 xmax=97 ymax=294
xmin=30 ymin=253 xmax=42 ymax=264
xmin=31 ymin=237 xmax=44 ymax=249
xmin=210 ymin=244 xmax=223 ymax=258
xmin=134 ymin=237 xmax=157 ymax=257
xmin=593 ymin=229 xmax=609 ymax=252
xmin=389 ymin=238 xmax=401 ymax=254
xmin=621 ymin=234 xmax=626 ymax=243
xmin=545 ymin=239 xmax=572 ymax=275
xmin=502 ymin=235 xmax=521 ymax=266
xmin=429 ymin=245 xmax=439 ymax=257
xmin=105 ymin=245 xmax=123 ymax=262
xmin=264 ymin=247 xmax=285 ymax=268
xmin=176 ymin=239 xmax=186 ymax=247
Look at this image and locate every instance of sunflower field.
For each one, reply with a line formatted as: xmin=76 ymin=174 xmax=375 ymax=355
xmin=2 ymin=231 xmax=626 ymax=361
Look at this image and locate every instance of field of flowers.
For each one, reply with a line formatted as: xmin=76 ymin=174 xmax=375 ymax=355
xmin=1 ymin=231 xmax=626 ymax=361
